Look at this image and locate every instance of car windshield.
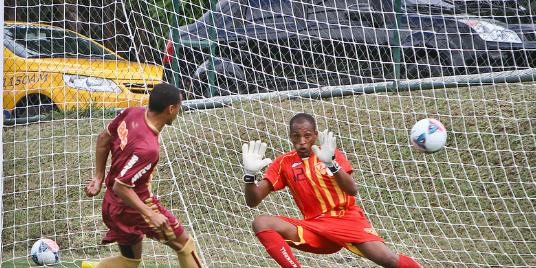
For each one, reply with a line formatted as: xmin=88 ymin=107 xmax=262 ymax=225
xmin=4 ymin=25 xmax=120 ymax=60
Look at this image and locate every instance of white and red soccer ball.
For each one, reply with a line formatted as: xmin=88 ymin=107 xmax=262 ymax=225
xmin=31 ymin=238 xmax=60 ymax=266
xmin=410 ymin=118 xmax=447 ymax=153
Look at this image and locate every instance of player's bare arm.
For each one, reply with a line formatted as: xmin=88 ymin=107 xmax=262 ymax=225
xmin=242 ymin=140 xmax=273 ymax=207
xmin=331 ymin=167 xmax=357 ymax=196
xmin=312 ymin=129 xmax=357 ymax=196
xmin=85 ymin=130 xmax=113 ymax=197
xmin=244 ymin=179 xmax=272 ymax=207
xmin=112 ymin=182 xmax=169 ymax=230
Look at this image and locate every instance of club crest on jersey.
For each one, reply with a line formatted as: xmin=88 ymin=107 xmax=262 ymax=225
xmin=315 ymin=162 xmax=328 ymax=176
xmin=118 ymin=121 xmax=128 ymax=150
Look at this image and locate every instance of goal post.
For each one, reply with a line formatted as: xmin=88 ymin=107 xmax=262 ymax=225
xmin=0 ymin=0 xmax=5 ymax=264
xmin=1 ymin=0 xmax=535 ymax=267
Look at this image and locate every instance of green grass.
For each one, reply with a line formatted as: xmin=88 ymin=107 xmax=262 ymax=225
xmin=2 ymin=258 xmax=222 ymax=268
xmin=2 ymin=83 xmax=535 ymax=267
xmin=2 ymin=259 xmax=82 ymax=268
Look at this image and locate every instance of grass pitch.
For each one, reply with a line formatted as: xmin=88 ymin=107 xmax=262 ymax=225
xmin=2 ymin=83 xmax=535 ymax=267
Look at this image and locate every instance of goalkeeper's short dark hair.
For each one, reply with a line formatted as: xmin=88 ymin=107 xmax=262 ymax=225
xmin=289 ymin=113 xmax=316 ymax=131
xmin=149 ymin=83 xmax=183 ymax=113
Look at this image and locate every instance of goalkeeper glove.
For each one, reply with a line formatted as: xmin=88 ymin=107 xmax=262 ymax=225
xmin=242 ymin=140 xmax=272 ymax=183
xmin=311 ymin=129 xmax=340 ymax=173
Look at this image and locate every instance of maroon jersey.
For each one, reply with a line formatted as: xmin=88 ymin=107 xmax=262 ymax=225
xmin=104 ymin=107 xmax=160 ymax=207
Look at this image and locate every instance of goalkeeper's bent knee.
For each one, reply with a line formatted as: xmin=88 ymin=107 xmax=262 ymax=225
xmin=93 ymin=255 xmax=141 ymax=268
xmin=176 ymin=236 xmax=202 ymax=268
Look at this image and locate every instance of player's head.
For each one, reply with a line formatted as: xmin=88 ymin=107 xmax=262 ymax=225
xmin=148 ymin=83 xmax=183 ymax=125
xmin=289 ymin=113 xmax=317 ymax=158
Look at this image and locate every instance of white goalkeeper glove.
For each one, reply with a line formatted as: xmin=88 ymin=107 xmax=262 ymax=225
xmin=311 ymin=129 xmax=340 ymax=173
xmin=242 ymin=140 xmax=272 ymax=183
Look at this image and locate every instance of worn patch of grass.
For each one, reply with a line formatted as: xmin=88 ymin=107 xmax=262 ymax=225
xmin=2 ymin=83 xmax=535 ymax=267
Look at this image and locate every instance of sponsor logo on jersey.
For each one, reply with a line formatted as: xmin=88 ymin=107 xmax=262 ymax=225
xmin=132 ymin=163 xmax=152 ymax=183
xmin=120 ymin=155 xmax=139 ymax=177
xmin=118 ymin=121 xmax=128 ymax=150
xmin=291 ymin=162 xmax=302 ymax=168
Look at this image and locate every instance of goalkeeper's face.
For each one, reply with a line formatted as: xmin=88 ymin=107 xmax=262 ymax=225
xmin=290 ymin=121 xmax=318 ymax=158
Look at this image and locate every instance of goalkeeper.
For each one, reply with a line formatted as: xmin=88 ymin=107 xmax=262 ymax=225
xmin=242 ymin=113 xmax=422 ymax=268
xmin=83 ymin=83 xmax=202 ymax=268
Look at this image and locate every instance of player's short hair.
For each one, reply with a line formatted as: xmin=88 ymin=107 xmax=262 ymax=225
xmin=289 ymin=113 xmax=316 ymax=131
xmin=148 ymin=83 xmax=183 ymax=113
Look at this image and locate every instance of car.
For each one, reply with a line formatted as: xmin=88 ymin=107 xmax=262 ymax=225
xmin=3 ymin=21 xmax=163 ymax=118
xmin=163 ymin=0 xmax=536 ymax=98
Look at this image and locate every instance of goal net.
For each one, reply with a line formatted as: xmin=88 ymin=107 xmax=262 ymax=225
xmin=1 ymin=0 xmax=535 ymax=267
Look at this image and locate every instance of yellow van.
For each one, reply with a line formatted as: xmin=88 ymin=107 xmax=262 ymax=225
xmin=3 ymin=21 xmax=163 ymax=117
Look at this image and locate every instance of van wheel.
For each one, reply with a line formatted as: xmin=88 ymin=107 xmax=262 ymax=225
xmin=13 ymin=94 xmax=56 ymax=118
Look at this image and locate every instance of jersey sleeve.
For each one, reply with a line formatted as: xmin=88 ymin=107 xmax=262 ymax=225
xmin=263 ymin=156 xmax=286 ymax=191
xmin=114 ymin=150 xmax=157 ymax=188
xmin=107 ymin=109 xmax=130 ymax=137
xmin=335 ymin=149 xmax=353 ymax=174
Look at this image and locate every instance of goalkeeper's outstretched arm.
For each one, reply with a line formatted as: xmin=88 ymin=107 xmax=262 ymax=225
xmin=242 ymin=140 xmax=273 ymax=207
xmin=312 ymin=130 xmax=357 ymax=196
xmin=244 ymin=180 xmax=272 ymax=208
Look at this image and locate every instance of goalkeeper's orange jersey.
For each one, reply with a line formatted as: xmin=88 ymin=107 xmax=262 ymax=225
xmin=263 ymin=149 xmax=355 ymax=220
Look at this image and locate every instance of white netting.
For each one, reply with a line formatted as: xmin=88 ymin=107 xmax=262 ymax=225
xmin=2 ymin=0 xmax=535 ymax=267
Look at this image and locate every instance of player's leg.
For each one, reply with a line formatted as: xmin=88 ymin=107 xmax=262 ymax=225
xmin=144 ymin=197 xmax=202 ymax=267
xmin=254 ymin=214 xmax=343 ymax=252
xmin=252 ymin=215 xmax=302 ymax=268
xmin=253 ymin=214 xmax=301 ymax=240
xmin=118 ymin=242 xmax=143 ymax=259
xmin=87 ymin=199 xmax=144 ymax=268
xmin=92 ymin=241 xmax=143 ymax=268
xmin=326 ymin=207 xmax=422 ymax=268
xmin=166 ymin=231 xmax=202 ymax=268
xmin=352 ymin=241 xmax=422 ymax=268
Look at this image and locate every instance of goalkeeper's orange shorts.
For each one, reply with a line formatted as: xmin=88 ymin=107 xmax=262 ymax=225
xmin=277 ymin=206 xmax=384 ymax=256
xmin=101 ymin=196 xmax=185 ymax=245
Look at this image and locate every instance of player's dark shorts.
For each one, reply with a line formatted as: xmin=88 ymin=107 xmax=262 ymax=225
xmin=278 ymin=206 xmax=384 ymax=256
xmin=101 ymin=195 xmax=184 ymax=245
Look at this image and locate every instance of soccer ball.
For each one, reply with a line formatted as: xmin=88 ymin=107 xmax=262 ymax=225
xmin=30 ymin=238 xmax=60 ymax=266
xmin=410 ymin=118 xmax=447 ymax=153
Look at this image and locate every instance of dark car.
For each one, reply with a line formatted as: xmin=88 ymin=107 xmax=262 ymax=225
xmin=163 ymin=0 xmax=535 ymax=97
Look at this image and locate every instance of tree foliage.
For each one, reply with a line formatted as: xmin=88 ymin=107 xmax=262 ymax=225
xmin=3 ymin=0 xmax=211 ymax=64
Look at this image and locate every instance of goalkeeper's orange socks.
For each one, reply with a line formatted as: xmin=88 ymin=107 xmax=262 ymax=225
xmin=397 ymin=255 xmax=422 ymax=268
xmin=256 ymin=229 xmax=301 ymax=268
